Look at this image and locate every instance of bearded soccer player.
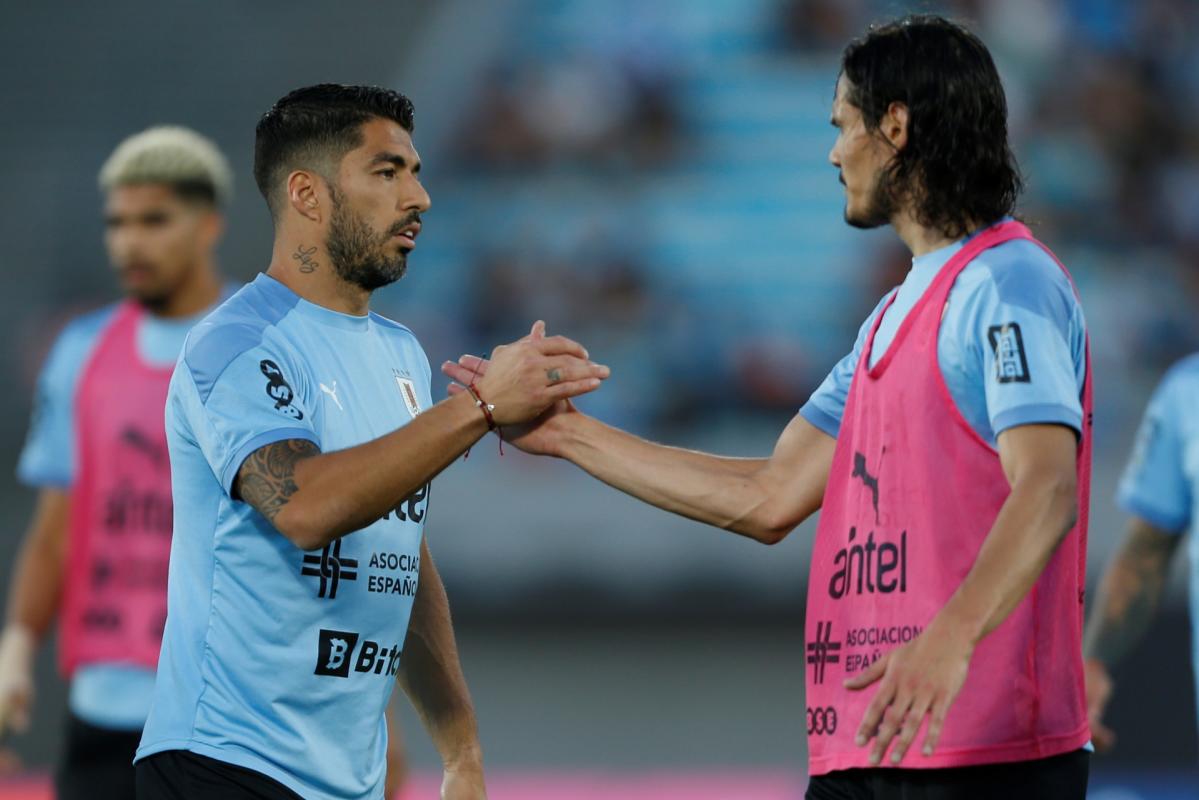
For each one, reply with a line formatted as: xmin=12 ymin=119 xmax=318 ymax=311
xmin=131 ymin=85 xmax=608 ymax=800
xmin=0 ymin=127 xmax=234 ymax=800
xmin=446 ymin=17 xmax=1092 ymax=799
xmin=1083 ymin=355 xmax=1199 ymax=751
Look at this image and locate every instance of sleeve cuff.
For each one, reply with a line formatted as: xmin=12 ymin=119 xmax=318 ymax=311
xmin=799 ymin=402 xmax=841 ymax=439
xmin=15 ymin=463 xmax=72 ymax=489
xmin=1116 ymin=490 xmax=1189 ymax=535
xmin=220 ymin=427 xmax=320 ymax=496
xmin=991 ymin=403 xmax=1082 ymax=438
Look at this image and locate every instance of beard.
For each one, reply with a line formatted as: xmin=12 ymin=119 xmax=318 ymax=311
xmin=326 ymin=187 xmax=415 ymax=291
xmin=844 ymin=166 xmax=901 ymax=230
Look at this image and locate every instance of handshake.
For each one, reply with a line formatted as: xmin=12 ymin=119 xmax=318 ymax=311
xmin=441 ymin=321 xmax=608 ymax=455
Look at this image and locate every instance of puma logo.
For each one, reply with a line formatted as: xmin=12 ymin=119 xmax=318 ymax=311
xmin=851 ymin=449 xmax=884 ymax=523
xmin=320 ymin=381 xmax=343 ymax=412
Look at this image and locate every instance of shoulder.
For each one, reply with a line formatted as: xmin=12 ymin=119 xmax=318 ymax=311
xmin=1155 ymin=353 xmax=1199 ymax=407
xmin=182 ymin=280 xmax=302 ymax=404
xmin=369 ymin=312 xmax=420 ymax=344
xmin=955 ymin=238 xmax=1078 ymax=322
xmin=42 ymin=302 xmax=121 ymax=381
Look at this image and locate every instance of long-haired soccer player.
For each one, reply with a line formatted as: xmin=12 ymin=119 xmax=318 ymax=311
xmin=446 ymin=16 xmax=1093 ymax=798
xmin=0 ymin=127 xmax=232 ymax=800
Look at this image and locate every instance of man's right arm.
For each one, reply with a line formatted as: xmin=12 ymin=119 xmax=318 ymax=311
xmin=228 ymin=332 xmax=607 ymax=551
xmin=552 ymin=410 xmax=836 ymax=544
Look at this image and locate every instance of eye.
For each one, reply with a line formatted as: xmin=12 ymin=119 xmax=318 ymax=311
xmin=377 ymin=168 xmax=397 ymax=180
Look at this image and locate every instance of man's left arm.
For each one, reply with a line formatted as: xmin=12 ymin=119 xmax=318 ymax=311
xmin=397 ymin=538 xmax=485 ymax=799
xmin=846 ymin=423 xmax=1079 ymax=765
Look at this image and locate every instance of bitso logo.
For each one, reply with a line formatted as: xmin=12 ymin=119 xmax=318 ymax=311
xmin=260 ymin=359 xmax=304 ymax=420
xmin=301 ymin=539 xmax=358 ymax=599
xmin=314 ymin=628 xmax=402 ymax=679
xmin=806 ymin=620 xmax=841 ymax=685
xmin=314 ymin=629 xmax=359 ymax=677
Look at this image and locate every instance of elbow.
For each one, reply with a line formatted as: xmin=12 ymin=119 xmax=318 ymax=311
xmin=745 ymin=512 xmax=799 ymax=546
xmin=272 ymin=505 xmax=336 ymax=552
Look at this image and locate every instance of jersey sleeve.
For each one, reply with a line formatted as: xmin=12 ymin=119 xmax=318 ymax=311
xmin=799 ymin=291 xmax=894 ymax=438
xmin=16 ymin=313 xmax=110 ymax=488
xmin=1116 ymin=366 xmax=1192 ymax=534
xmin=971 ymin=251 xmax=1086 ymax=437
xmin=178 ymin=345 xmax=320 ymax=495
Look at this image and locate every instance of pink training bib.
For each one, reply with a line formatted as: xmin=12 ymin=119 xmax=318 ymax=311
xmin=805 ymin=221 xmax=1093 ymax=773
xmin=60 ymin=302 xmax=175 ymax=676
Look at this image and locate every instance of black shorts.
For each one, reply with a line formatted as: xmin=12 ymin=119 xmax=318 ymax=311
xmin=805 ymin=748 xmax=1089 ymax=800
xmin=55 ymin=712 xmax=141 ymax=800
xmin=135 ymin=749 xmax=303 ymax=800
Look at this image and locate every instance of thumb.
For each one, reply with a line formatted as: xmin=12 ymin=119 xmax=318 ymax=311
xmin=844 ymin=653 xmax=889 ymax=691
xmin=530 ymin=320 xmax=546 ymax=341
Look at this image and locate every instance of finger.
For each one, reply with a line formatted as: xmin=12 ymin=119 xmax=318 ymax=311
xmin=845 ymin=653 xmax=889 ymax=691
xmin=854 ymin=678 xmax=895 ymax=746
xmin=530 ymin=320 xmax=546 ymax=340
xmin=889 ymin=693 xmax=932 ymax=765
xmin=447 ymin=383 xmax=467 ymax=397
xmin=1092 ymin=721 xmax=1116 ymax=753
xmin=921 ymin=695 xmax=952 ymax=757
xmin=534 ymin=335 xmax=589 ymax=360
xmin=442 ymin=362 xmax=482 ymax=387
xmin=869 ymin=697 xmax=911 ymax=766
xmin=545 ymin=378 xmax=603 ymax=401
xmin=542 ymin=357 xmax=611 ymax=384
xmin=456 ymin=355 xmax=490 ymax=375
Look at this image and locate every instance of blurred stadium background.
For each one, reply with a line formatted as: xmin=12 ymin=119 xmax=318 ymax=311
xmin=1 ymin=0 xmax=1197 ymax=797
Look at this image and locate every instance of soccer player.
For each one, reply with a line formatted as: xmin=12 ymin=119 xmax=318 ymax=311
xmin=0 ymin=127 xmax=233 ymax=799
xmin=446 ymin=16 xmax=1092 ymax=799
xmin=132 ymin=85 xmax=608 ymax=800
xmin=1084 ymin=355 xmax=1199 ymax=750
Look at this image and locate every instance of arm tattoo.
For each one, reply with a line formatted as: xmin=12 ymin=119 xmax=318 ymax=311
xmin=292 ymin=244 xmax=320 ymax=274
xmin=234 ymin=439 xmax=321 ymax=522
xmin=1085 ymin=520 xmax=1181 ymax=664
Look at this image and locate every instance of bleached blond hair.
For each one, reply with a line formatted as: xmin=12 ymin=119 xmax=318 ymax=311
xmin=99 ymin=126 xmax=233 ymax=207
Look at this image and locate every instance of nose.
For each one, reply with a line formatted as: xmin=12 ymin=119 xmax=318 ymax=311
xmin=829 ymin=144 xmax=841 ymax=169
xmin=404 ymin=178 xmax=431 ymax=213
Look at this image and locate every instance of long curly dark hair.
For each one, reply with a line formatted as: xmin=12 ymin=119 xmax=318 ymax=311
xmin=840 ymin=15 xmax=1023 ymax=239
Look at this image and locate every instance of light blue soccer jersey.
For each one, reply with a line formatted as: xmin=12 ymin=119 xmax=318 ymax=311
xmin=1116 ymin=354 xmax=1199 ymax=726
xmin=135 ymin=273 xmax=433 ymax=800
xmin=800 ymin=223 xmax=1088 ymax=446
xmin=17 ymin=304 xmax=216 ymax=731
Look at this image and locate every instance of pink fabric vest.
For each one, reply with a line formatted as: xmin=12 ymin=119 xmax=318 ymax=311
xmin=60 ymin=302 xmax=174 ymax=676
xmin=805 ymin=221 xmax=1092 ymax=773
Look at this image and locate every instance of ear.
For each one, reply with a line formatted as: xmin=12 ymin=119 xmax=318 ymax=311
xmin=198 ymin=211 xmax=225 ymax=249
xmin=882 ymin=101 xmax=909 ymax=152
xmin=286 ymin=170 xmax=323 ymax=223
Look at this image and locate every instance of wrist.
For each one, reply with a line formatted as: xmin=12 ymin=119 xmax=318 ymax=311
xmin=0 ymin=625 xmax=36 ymax=668
xmin=928 ymin=603 xmax=985 ymax=652
xmin=443 ymin=742 xmax=484 ymax=773
xmin=554 ymin=410 xmax=598 ymax=462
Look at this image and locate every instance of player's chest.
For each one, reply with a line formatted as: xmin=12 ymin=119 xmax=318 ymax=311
xmin=308 ymin=362 xmax=428 ymax=450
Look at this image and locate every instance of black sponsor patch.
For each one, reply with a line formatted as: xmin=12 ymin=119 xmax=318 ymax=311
xmin=987 ymin=323 xmax=1031 ymax=384
xmin=260 ymin=359 xmax=304 ymax=420
xmin=314 ymin=629 xmax=359 ymax=677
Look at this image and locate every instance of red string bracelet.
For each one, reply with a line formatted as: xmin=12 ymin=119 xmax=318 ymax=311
xmin=462 ymin=361 xmax=503 ymax=459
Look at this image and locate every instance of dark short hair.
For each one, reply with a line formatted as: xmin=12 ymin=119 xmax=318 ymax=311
xmin=253 ymin=84 xmax=415 ymax=219
xmin=840 ymin=15 xmax=1022 ymax=238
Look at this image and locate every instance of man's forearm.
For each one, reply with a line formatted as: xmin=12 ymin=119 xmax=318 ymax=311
xmin=557 ymin=414 xmax=830 ymax=542
xmin=1083 ymin=518 xmax=1179 ymax=666
xmin=398 ymin=543 xmax=481 ymax=770
xmin=936 ymin=475 xmax=1079 ymax=646
xmin=244 ymin=392 xmax=490 ymax=550
xmin=5 ymin=489 xmax=70 ymax=640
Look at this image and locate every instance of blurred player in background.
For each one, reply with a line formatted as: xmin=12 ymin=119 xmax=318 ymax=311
xmin=0 ymin=127 xmax=237 ymax=799
xmin=1084 ymin=355 xmax=1199 ymax=750
xmin=132 ymin=84 xmax=607 ymax=800
xmin=447 ymin=15 xmax=1092 ymax=799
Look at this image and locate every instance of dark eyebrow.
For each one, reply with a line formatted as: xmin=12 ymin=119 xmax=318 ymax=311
xmin=368 ymin=152 xmax=422 ymax=174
